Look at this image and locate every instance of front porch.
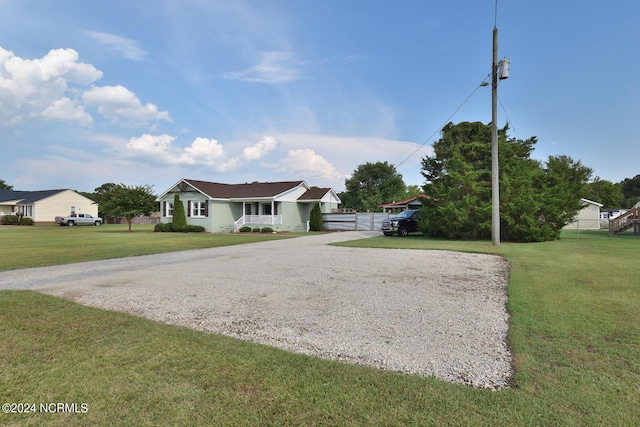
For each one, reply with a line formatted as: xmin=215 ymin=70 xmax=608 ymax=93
xmin=233 ymin=214 xmax=283 ymax=232
xmin=232 ymin=200 xmax=283 ymax=232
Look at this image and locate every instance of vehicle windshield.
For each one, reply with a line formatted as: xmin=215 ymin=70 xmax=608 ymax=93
xmin=395 ymin=210 xmax=415 ymax=219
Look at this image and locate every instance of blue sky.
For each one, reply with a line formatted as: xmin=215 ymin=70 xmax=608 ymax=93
xmin=1 ymin=1 xmax=638 ymax=194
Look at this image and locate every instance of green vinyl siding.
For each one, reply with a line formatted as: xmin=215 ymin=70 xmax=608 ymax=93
xmin=277 ymin=201 xmax=304 ymax=231
xmin=209 ymin=201 xmax=236 ymax=233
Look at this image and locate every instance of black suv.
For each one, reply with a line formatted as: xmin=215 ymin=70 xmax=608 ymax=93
xmin=381 ymin=209 xmax=420 ymax=237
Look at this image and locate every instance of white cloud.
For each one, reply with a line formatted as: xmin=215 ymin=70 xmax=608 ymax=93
xmin=1 ymin=47 xmax=102 ymax=89
xmin=40 ymin=97 xmax=93 ymax=126
xmin=125 ymin=134 xmax=239 ymax=171
xmin=277 ymin=148 xmax=342 ymax=181
xmin=224 ymin=51 xmax=303 ymax=83
xmin=82 ymin=85 xmax=171 ymax=125
xmin=0 ymin=46 xmax=102 ymax=125
xmin=0 ymin=46 xmax=170 ymax=130
xmin=242 ymin=135 xmax=279 ymax=160
xmin=85 ymin=31 xmax=146 ymax=60
xmin=180 ymin=137 xmax=226 ymax=165
xmin=126 ymin=133 xmax=176 ymax=159
xmin=274 ymin=133 xmax=432 ymax=189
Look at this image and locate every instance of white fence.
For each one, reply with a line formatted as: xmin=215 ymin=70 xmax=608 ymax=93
xmin=321 ymin=212 xmax=390 ymax=231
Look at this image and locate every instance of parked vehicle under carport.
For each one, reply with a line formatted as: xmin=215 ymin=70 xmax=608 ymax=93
xmin=381 ymin=209 xmax=420 ymax=237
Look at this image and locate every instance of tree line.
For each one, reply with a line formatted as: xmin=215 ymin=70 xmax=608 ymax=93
xmin=2 ymin=120 xmax=639 ymax=239
xmin=337 ymin=122 xmax=640 ymax=242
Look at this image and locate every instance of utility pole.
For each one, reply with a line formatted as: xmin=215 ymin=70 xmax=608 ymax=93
xmin=491 ymin=26 xmax=500 ymax=246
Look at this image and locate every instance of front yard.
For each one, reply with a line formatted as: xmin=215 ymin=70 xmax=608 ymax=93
xmin=0 ymin=224 xmax=294 ymax=271
xmin=0 ymin=227 xmax=638 ymax=425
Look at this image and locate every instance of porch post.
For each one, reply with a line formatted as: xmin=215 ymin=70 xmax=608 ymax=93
xmin=271 ymin=200 xmax=274 ymax=224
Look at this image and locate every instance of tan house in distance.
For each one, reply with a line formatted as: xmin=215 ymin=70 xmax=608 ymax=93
xmin=563 ymin=198 xmax=603 ymax=230
xmin=0 ymin=189 xmax=98 ymax=226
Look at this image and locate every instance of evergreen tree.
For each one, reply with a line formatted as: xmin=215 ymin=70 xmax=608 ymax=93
xmin=309 ymin=203 xmax=323 ymax=231
xmin=420 ymin=122 xmax=592 ymax=242
xmin=171 ymin=194 xmax=187 ymax=231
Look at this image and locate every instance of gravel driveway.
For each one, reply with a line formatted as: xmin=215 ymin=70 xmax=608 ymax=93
xmin=0 ymin=231 xmax=512 ymax=389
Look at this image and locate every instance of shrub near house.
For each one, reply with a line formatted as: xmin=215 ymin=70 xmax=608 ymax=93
xmin=0 ymin=215 xmax=33 ymax=225
xmin=309 ymin=203 xmax=323 ymax=231
xmin=154 ymin=223 xmax=204 ymax=233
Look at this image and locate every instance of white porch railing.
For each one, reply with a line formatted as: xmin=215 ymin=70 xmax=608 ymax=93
xmin=233 ymin=215 xmax=283 ymax=232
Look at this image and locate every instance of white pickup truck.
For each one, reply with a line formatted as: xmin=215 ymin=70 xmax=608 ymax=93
xmin=55 ymin=213 xmax=103 ymax=226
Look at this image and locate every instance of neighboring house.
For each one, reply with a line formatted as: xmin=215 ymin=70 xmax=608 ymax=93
xmin=0 ymin=189 xmax=98 ymax=225
xmin=378 ymin=195 xmax=430 ymax=213
xmin=563 ymin=198 xmax=603 ymax=230
xmin=156 ymin=179 xmax=341 ymax=233
xmin=600 ymin=208 xmax=625 ymax=221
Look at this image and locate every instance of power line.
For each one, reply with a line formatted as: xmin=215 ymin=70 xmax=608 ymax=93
xmin=497 ymin=94 xmax=520 ymax=140
xmin=395 ymin=75 xmax=490 ymax=170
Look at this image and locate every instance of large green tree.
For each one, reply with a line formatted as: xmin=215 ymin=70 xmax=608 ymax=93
xmin=537 ymin=155 xmax=593 ymax=237
xmin=81 ymin=183 xmax=117 ymax=216
xmin=620 ymin=174 xmax=640 ymax=208
xmin=0 ymin=179 xmax=13 ymax=190
xmin=583 ymin=177 xmax=624 ymax=209
xmin=98 ymin=184 xmax=158 ymax=232
xmin=340 ymin=161 xmax=406 ymax=212
xmin=420 ymin=121 xmax=592 ymax=242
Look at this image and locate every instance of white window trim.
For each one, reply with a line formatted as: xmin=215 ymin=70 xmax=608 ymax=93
xmin=16 ymin=205 xmax=33 ymax=217
xmin=191 ymin=201 xmax=206 ymax=218
xmin=165 ymin=201 xmax=174 ymax=218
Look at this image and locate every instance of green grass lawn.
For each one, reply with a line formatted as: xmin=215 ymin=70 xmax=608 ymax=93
xmin=0 ymin=224 xmax=296 ymax=271
xmin=0 ymin=227 xmax=639 ymax=425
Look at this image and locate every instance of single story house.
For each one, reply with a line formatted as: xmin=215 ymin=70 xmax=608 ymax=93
xmin=563 ymin=198 xmax=603 ymax=230
xmin=378 ymin=195 xmax=430 ymax=213
xmin=157 ymin=179 xmax=341 ymax=233
xmin=0 ymin=189 xmax=98 ymax=225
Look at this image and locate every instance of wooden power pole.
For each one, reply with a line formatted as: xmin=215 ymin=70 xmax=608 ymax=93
xmin=491 ymin=26 xmax=500 ymax=246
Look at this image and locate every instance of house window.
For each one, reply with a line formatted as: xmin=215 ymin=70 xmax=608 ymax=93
xmin=165 ymin=202 xmax=174 ymax=217
xmin=262 ymin=204 xmax=272 ymax=215
xmin=191 ymin=201 xmax=206 ymax=217
xmin=17 ymin=205 xmax=32 ymax=217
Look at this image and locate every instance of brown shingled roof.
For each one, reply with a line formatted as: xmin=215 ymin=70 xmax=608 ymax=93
xmin=297 ymin=188 xmax=332 ymax=200
xmin=377 ymin=194 xmax=430 ymax=207
xmin=184 ymin=179 xmax=305 ymax=199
